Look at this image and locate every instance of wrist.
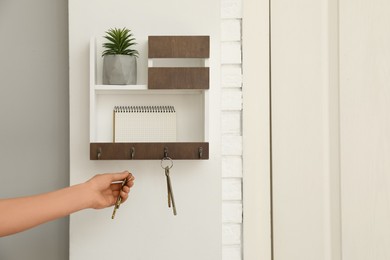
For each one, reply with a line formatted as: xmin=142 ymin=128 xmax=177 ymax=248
xmin=70 ymin=182 xmax=95 ymax=210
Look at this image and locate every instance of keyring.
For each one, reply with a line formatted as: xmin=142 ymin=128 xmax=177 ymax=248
xmin=161 ymin=157 xmax=173 ymax=169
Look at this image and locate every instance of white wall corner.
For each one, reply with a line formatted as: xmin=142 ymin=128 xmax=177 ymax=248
xmin=221 ymin=0 xmax=244 ymax=258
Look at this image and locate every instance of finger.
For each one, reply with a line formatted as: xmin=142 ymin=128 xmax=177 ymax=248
xmin=125 ymin=176 xmax=135 ymax=187
xmin=122 ymin=185 xmax=130 ymax=193
xmin=127 ymin=181 xmax=135 ymax=188
xmin=120 ymin=190 xmax=129 ymax=203
xmin=112 ymin=190 xmax=120 ymax=199
xmin=111 ymin=180 xmax=134 ymax=194
xmin=109 ymin=171 xmax=132 ymax=182
xmin=112 ymin=187 xmax=130 ymax=200
xmin=126 ymin=174 xmax=135 ymax=184
xmin=110 ymin=183 xmax=124 ymax=190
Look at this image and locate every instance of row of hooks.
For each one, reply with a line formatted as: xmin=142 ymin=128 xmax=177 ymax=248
xmin=96 ymin=146 xmax=204 ymax=160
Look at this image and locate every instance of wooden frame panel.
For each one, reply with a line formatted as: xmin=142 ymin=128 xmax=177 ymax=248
xmin=148 ymin=36 xmax=210 ymax=58
xmin=148 ymin=67 xmax=209 ymax=89
xmin=90 ymin=142 xmax=209 ymax=160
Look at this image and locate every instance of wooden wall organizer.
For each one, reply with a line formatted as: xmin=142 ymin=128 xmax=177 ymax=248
xmin=148 ymin=68 xmax=209 ymax=89
xmin=148 ymin=36 xmax=209 ymax=58
xmin=90 ymin=36 xmax=210 ymax=160
xmin=90 ymin=142 xmax=209 ymax=160
xmin=148 ymin=36 xmax=210 ymax=90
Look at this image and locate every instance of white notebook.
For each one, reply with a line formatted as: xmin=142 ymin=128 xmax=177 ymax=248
xmin=114 ymin=106 xmax=177 ymax=142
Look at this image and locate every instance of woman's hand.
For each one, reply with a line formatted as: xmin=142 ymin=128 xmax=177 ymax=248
xmin=85 ymin=171 xmax=135 ymax=209
xmin=0 ymin=171 xmax=135 ymax=237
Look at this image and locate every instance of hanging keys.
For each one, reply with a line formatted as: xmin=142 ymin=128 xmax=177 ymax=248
xmin=111 ymin=177 xmax=128 ymax=219
xmin=165 ymin=166 xmax=171 ymax=208
xmin=165 ymin=166 xmax=177 ymax=215
xmin=161 ymin=157 xmax=177 ymax=216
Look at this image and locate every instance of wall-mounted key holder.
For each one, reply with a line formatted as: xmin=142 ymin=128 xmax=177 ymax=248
xmin=89 ymin=35 xmax=210 ymax=160
xmin=90 ymin=143 xmax=209 ymax=160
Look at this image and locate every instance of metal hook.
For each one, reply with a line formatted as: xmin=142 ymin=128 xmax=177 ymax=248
xmin=199 ymin=147 xmax=203 ymax=159
xmin=164 ymin=147 xmax=169 ymax=158
xmin=97 ymin=147 xmax=102 ymax=160
xmin=130 ymin=147 xmax=135 ymax=159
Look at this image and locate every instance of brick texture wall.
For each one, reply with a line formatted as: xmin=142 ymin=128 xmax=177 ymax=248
xmin=221 ymin=0 xmax=243 ymax=259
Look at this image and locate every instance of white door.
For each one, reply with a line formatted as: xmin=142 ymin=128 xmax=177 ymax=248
xmin=339 ymin=1 xmax=390 ymax=259
xmin=271 ymin=0 xmax=390 ymax=259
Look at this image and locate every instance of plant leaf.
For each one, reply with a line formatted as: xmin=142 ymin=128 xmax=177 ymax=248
xmin=102 ymin=27 xmax=138 ymax=57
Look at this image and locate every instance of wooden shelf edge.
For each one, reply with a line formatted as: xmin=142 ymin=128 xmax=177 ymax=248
xmin=148 ymin=36 xmax=210 ymax=58
xmin=148 ymin=67 xmax=209 ymax=89
xmin=94 ymin=85 xmax=148 ymax=91
xmin=90 ymin=142 xmax=209 ymax=160
xmin=94 ymin=86 xmax=205 ymax=95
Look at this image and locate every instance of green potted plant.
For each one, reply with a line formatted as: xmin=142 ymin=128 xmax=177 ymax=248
xmin=102 ymin=27 xmax=139 ymax=85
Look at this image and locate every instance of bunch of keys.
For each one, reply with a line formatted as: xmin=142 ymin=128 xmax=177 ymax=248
xmin=111 ymin=177 xmax=129 ymax=219
xmin=161 ymin=157 xmax=177 ymax=216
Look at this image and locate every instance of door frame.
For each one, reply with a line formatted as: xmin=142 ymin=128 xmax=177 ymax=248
xmin=242 ymin=0 xmax=272 ymax=259
xmin=242 ymin=0 xmax=342 ymax=259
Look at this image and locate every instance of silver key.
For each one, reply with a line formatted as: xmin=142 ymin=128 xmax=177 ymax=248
xmin=165 ymin=167 xmax=171 ymax=208
xmin=165 ymin=166 xmax=177 ymax=216
xmin=111 ymin=177 xmax=128 ymax=219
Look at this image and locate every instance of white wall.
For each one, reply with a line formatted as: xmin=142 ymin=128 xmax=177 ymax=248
xmin=69 ymin=1 xmax=222 ymax=259
xmin=0 ymin=0 xmax=69 ymax=259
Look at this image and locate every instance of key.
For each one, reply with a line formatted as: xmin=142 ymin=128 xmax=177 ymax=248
xmin=165 ymin=167 xmax=171 ymax=208
xmin=111 ymin=177 xmax=128 ymax=219
xmin=111 ymin=203 xmax=119 ymax=219
xmin=165 ymin=166 xmax=177 ymax=216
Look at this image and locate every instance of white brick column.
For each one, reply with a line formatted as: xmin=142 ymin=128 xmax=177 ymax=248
xmin=221 ymin=0 xmax=243 ymax=259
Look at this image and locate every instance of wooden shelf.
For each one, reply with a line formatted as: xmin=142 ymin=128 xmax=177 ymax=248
xmin=94 ymin=85 xmax=148 ymax=91
xmin=148 ymin=36 xmax=210 ymax=90
xmin=90 ymin=142 xmax=209 ymax=160
xmin=89 ymin=36 xmax=210 ymax=160
xmin=94 ymin=85 xmax=203 ymax=95
xmin=148 ymin=67 xmax=209 ymax=89
xmin=148 ymin=36 xmax=209 ymax=58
